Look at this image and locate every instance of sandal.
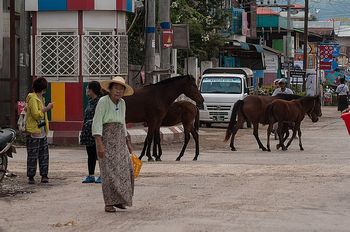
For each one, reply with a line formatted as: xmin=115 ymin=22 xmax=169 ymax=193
xmin=114 ymin=204 xmax=126 ymax=209
xmin=105 ymin=205 xmax=116 ymax=213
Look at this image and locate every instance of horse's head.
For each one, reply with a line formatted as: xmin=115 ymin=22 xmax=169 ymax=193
xmin=182 ymin=75 xmax=204 ymax=106
xmin=307 ymin=96 xmax=322 ymax=122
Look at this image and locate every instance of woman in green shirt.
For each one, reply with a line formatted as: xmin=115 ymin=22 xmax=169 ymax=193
xmin=92 ymin=76 xmax=134 ymax=213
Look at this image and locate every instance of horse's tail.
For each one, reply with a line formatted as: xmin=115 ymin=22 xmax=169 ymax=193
xmin=194 ymin=106 xmax=200 ymax=132
xmin=224 ymin=100 xmax=244 ymax=142
xmin=264 ymin=103 xmax=275 ymax=125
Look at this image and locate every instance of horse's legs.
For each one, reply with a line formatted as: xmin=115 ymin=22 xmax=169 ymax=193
xmin=191 ymin=128 xmax=200 ymax=161
xmin=155 ymin=130 xmax=162 ymax=161
xmin=253 ymin=123 xmax=267 ymax=151
xmin=298 ymin=127 xmax=304 ymax=151
xmin=267 ymin=123 xmax=273 ymax=152
xmin=139 ymin=135 xmax=149 ymax=160
xmin=176 ymin=132 xmax=191 ymax=161
xmin=152 ymin=130 xmax=162 ymax=160
xmin=276 ymin=124 xmax=289 ymax=150
xmin=285 ymin=123 xmax=299 ymax=150
xmin=277 ymin=121 xmax=287 ymax=151
xmin=145 ymin=130 xmax=155 ymax=162
xmin=229 ymin=116 xmax=245 ymax=151
xmin=152 ymin=131 xmax=158 ymax=159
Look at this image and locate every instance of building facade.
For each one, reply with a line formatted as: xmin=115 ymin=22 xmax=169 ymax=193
xmin=25 ymin=0 xmax=134 ymax=143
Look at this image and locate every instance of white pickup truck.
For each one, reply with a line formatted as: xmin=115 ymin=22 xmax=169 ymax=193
xmin=199 ymin=68 xmax=253 ymax=127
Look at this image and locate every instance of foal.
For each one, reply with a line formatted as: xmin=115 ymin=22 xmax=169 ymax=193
xmin=147 ymin=101 xmax=200 ymax=161
xmin=266 ymin=96 xmax=322 ymax=151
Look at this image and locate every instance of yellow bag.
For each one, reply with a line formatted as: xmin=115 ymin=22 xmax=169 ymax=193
xmin=131 ymin=154 xmax=142 ymax=178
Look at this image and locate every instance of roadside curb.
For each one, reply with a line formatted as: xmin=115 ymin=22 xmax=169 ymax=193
xmin=46 ymin=126 xmax=184 ymax=146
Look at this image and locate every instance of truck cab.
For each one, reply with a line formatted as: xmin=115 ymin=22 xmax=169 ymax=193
xmin=199 ymin=68 xmax=253 ymax=127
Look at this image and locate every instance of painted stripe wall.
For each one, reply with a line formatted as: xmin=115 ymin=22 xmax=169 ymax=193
xmin=45 ymin=82 xmax=92 ymax=123
xmin=26 ymin=0 xmax=134 ymax=12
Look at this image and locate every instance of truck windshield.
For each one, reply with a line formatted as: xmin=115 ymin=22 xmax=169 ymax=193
xmin=200 ymin=77 xmax=242 ymax=94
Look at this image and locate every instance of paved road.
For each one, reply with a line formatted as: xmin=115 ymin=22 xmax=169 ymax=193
xmin=1 ymin=106 xmax=350 ymax=232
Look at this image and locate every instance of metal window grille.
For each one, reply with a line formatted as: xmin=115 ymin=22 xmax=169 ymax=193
xmin=35 ymin=34 xmax=79 ymax=81
xmin=82 ymin=34 xmax=128 ymax=77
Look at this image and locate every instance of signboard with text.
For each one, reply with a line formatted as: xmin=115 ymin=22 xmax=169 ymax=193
xmin=162 ymin=29 xmax=173 ymax=48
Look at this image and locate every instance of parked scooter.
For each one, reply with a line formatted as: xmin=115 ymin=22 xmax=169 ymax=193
xmin=0 ymin=128 xmax=16 ymax=182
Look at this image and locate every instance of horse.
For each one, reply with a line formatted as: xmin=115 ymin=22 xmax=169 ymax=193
xmin=125 ymin=75 xmax=204 ymax=161
xmin=143 ymin=101 xmax=200 ymax=161
xmin=266 ymin=96 xmax=322 ymax=151
xmin=224 ymin=94 xmax=301 ymax=151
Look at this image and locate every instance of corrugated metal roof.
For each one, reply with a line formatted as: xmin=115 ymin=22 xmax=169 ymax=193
xmin=337 ymin=25 xmax=350 ymax=37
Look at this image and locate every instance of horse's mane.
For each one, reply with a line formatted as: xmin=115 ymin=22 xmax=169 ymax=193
xmin=274 ymin=94 xmax=302 ymax=100
xmin=144 ymin=75 xmax=194 ymax=88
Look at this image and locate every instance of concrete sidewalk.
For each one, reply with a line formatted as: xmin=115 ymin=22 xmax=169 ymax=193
xmin=47 ymin=125 xmax=185 ymax=145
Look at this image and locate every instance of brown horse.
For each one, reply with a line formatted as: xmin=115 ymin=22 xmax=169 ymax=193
xmin=266 ymin=96 xmax=322 ymax=151
xmin=125 ymin=75 xmax=204 ymax=161
xmin=144 ymin=101 xmax=200 ymax=161
xmin=224 ymin=94 xmax=301 ymax=151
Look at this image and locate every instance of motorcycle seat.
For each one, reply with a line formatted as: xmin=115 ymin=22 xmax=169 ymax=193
xmin=0 ymin=128 xmax=16 ymax=152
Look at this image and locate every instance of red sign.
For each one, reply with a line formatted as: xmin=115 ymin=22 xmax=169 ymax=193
xmin=319 ymin=45 xmax=334 ymax=60
xmin=162 ymin=29 xmax=173 ymax=48
xmin=320 ymin=61 xmax=332 ymax=70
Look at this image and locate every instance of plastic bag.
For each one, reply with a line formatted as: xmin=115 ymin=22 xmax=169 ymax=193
xmin=131 ymin=154 xmax=142 ymax=178
xmin=17 ymin=110 xmax=26 ymax=132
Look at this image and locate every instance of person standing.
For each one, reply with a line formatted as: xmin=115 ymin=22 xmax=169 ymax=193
xmin=80 ymin=81 xmax=102 ymax=183
xmin=336 ymin=78 xmax=349 ymax=112
xmin=25 ymin=77 xmax=53 ymax=184
xmin=92 ymin=76 xmax=134 ymax=213
xmin=272 ymin=78 xmax=294 ymax=96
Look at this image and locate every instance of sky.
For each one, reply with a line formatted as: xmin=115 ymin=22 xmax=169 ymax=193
xmin=293 ymin=0 xmax=350 ymax=20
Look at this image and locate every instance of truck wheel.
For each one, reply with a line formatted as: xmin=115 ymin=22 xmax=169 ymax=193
xmin=206 ymin=123 xmax=212 ymax=128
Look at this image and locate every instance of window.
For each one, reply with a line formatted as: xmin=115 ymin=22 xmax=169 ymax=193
xmin=83 ymin=31 xmax=128 ymax=78
xmin=35 ymin=31 xmax=79 ymax=81
xmin=200 ymin=77 xmax=242 ymax=94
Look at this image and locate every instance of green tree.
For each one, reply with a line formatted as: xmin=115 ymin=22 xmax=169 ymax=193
xmin=127 ymin=0 xmax=229 ymax=68
xmin=171 ymin=0 xmax=228 ymax=62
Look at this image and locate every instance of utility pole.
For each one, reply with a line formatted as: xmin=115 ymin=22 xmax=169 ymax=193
xmin=302 ymin=0 xmax=309 ymax=91
xmin=286 ymin=0 xmax=292 ymax=87
xmin=144 ymin=0 xmax=156 ymax=85
xmin=0 ymin=0 xmax=3 ymax=70
xmin=19 ymin=0 xmax=31 ymax=101
xmin=159 ymin=0 xmax=171 ymax=81
xmin=10 ymin=0 xmax=16 ymax=127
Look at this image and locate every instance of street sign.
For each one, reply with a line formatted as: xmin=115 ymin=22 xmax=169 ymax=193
xmin=290 ymin=70 xmax=306 ymax=84
xmin=162 ymin=29 xmax=173 ymax=48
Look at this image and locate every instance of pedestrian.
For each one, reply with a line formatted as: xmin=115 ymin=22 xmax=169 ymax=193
xmin=272 ymin=78 xmax=294 ymax=96
xmin=25 ymin=77 xmax=54 ymax=184
xmin=92 ymin=76 xmax=134 ymax=213
xmin=336 ymin=78 xmax=349 ymax=112
xmin=80 ymin=81 xmax=102 ymax=183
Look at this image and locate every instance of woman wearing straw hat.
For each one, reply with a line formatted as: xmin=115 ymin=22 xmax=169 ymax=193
xmin=92 ymin=76 xmax=134 ymax=213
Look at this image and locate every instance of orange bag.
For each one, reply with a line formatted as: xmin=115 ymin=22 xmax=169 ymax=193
xmin=131 ymin=154 xmax=142 ymax=178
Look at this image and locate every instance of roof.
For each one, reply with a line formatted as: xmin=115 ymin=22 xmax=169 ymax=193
xmin=262 ymin=45 xmax=284 ymax=56
xmin=257 ymin=7 xmax=279 ymax=16
xmin=203 ymin=68 xmax=253 ymax=77
xmin=25 ymin=0 xmax=135 ymax=12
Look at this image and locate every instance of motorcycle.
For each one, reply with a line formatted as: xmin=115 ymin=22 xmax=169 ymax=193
xmin=0 ymin=128 xmax=16 ymax=182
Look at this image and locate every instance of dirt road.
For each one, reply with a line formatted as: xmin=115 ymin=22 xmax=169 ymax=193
xmin=1 ymin=106 xmax=350 ymax=232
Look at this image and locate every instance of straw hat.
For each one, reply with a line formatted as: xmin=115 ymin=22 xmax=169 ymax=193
xmin=100 ymin=76 xmax=134 ymax=96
